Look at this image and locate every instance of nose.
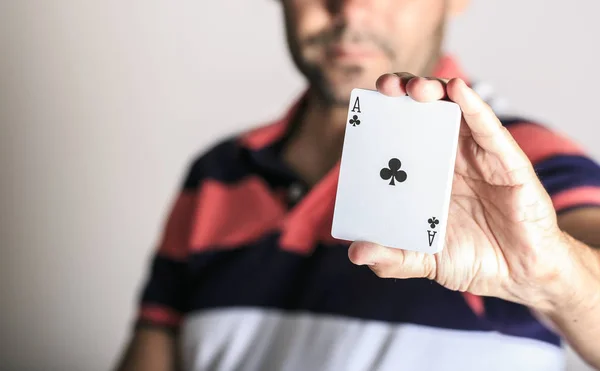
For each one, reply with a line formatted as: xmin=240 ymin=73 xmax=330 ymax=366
xmin=328 ymin=0 xmax=370 ymax=24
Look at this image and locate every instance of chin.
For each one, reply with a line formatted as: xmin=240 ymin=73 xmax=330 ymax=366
xmin=310 ymin=84 xmax=351 ymax=107
xmin=330 ymin=87 xmax=356 ymax=105
xmin=319 ymin=78 xmax=376 ymax=106
xmin=302 ymin=61 xmax=381 ymax=106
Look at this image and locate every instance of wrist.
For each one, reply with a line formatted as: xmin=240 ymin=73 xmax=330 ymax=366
xmin=541 ymin=232 xmax=600 ymax=317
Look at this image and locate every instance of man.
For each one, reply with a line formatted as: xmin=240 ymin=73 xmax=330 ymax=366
xmin=116 ymin=0 xmax=600 ymax=370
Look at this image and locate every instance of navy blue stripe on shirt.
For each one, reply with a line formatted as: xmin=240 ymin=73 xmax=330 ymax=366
xmin=139 ymin=255 xmax=188 ymax=314
xmin=158 ymin=232 xmax=561 ymax=346
xmin=182 ymin=138 xmax=298 ymax=192
xmin=535 ymin=154 xmax=600 ymax=196
xmin=499 ymin=116 xmax=534 ymax=128
xmin=483 ymin=296 xmax=559 ymax=343
xmin=183 ymin=139 xmax=252 ymax=189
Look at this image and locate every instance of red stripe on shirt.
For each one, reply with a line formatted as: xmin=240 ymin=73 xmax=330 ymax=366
xmin=432 ymin=54 xmax=468 ymax=81
xmin=239 ymin=93 xmax=306 ymax=150
xmin=239 ymin=119 xmax=289 ymax=150
xmin=462 ymin=293 xmax=485 ymax=317
xmin=507 ymin=122 xmax=585 ymax=164
xmin=190 ymin=177 xmax=286 ymax=251
xmin=552 ymin=186 xmax=600 ymax=211
xmin=139 ymin=305 xmax=182 ymax=327
xmin=280 ymin=164 xmax=341 ymax=253
xmin=156 ymin=191 xmax=196 ymax=261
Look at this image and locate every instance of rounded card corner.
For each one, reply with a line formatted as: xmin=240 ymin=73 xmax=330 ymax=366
xmin=350 ymin=87 xmax=362 ymax=96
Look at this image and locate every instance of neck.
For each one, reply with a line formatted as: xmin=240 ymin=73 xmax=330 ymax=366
xmin=282 ymin=91 xmax=348 ymax=186
xmin=281 ymin=54 xmax=455 ymax=186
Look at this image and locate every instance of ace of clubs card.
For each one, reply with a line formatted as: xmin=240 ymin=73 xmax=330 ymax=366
xmin=331 ymin=88 xmax=462 ymax=254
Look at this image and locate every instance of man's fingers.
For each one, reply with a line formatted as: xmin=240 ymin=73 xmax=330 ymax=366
xmin=376 ymin=73 xmax=412 ymax=96
xmin=405 ymin=77 xmax=447 ymax=102
xmin=376 ymin=73 xmax=447 ymax=102
xmin=348 ymin=241 xmax=437 ymax=280
xmin=375 ymin=73 xmax=402 ymax=96
xmin=447 ymin=78 xmax=531 ymax=171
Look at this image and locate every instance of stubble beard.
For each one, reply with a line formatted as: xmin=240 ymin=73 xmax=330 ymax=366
xmin=284 ymin=19 xmax=395 ymax=108
xmin=284 ymin=18 xmax=445 ymax=109
xmin=302 ymin=63 xmax=365 ymax=107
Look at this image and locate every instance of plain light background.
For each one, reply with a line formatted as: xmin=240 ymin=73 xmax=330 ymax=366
xmin=1 ymin=1 xmax=599 ymax=370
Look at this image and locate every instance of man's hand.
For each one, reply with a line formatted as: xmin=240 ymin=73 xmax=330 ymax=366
xmin=347 ymin=72 xmax=600 ymax=314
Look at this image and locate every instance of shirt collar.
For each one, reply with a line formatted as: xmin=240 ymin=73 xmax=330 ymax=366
xmin=239 ymin=54 xmax=468 ymax=154
xmin=237 ymin=54 xmax=469 ymax=197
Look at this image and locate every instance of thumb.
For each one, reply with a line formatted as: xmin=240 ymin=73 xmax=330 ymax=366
xmin=348 ymin=241 xmax=437 ymax=280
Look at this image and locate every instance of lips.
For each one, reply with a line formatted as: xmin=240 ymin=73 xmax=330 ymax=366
xmin=327 ymin=44 xmax=379 ymax=60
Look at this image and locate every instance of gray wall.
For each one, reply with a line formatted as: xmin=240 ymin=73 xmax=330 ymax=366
xmin=1 ymin=1 xmax=598 ymax=370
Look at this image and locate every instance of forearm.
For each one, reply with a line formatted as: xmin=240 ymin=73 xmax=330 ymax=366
xmin=115 ymin=328 xmax=178 ymax=371
xmin=540 ymin=233 xmax=600 ymax=369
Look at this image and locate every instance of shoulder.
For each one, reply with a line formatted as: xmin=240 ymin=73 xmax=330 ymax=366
xmin=470 ymin=80 xmax=592 ymax=166
xmin=497 ymin=115 xmax=600 ymax=213
xmin=497 ymin=116 xmax=586 ymax=165
xmin=180 ymin=136 xmax=248 ymax=190
xmin=471 ymin=80 xmax=600 ymax=212
xmin=180 ymin=117 xmax=286 ymax=190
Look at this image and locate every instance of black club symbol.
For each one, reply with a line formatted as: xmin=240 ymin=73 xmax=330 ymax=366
xmin=428 ymin=217 xmax=439 ymax=229
xmin=349 ymin=115 xmax=361 ymax=126
xmin=380 ymin=158 xmax=407 ymax=186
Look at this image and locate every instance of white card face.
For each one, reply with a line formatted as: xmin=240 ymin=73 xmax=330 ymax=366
xmin=331 ymin=88 xmax=462 ymax=254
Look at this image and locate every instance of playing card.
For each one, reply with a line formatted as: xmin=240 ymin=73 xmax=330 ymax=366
xmin=331 ymin=88 xmax=462 ymax=254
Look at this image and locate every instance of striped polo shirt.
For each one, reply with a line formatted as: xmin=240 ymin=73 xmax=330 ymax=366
xmin=136 ymin=56 xmax=600 ymax=371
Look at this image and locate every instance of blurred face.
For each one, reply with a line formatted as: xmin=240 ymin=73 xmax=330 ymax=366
xmin=281 ymin=0 xmax=459 ymax=106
